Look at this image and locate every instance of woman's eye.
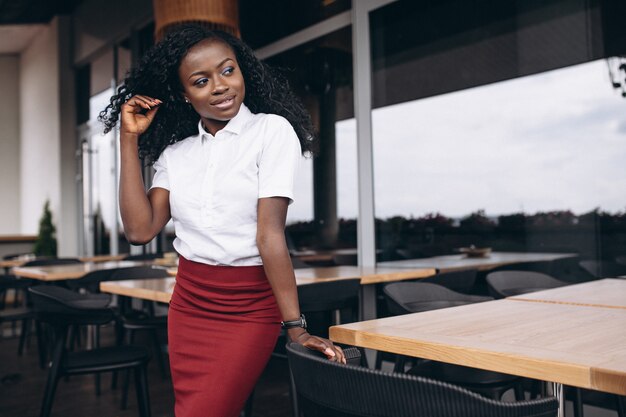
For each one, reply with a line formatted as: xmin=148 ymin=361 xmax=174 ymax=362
xmin=222 ymin=67 xmax=234 ymax=76
xmin=194 ymin=78 xmax=208 ymax=86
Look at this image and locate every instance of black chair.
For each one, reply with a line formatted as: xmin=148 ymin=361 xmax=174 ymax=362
xmin=420 ymin=269 xmax=478 ymax=293
xmin=579 ymin=260 xmax=626 ymax=279
xmin=0 ymin=274 xmax=37 ymax=356
xmin=298 ymin=278 xmax=361 ymax=337
xmin=485 ymin=271 xmax=569 ymax=299
xmin=383 ymin=282 xmax=523 ymax=400
xmin=22 ymin=258 xmax=82 ymax=267
xmin=286 ymin=342 xmax=559 ymax=417
xmin=28 ymin=285 xmax=151 ymax=417
xmin=108 ymin=267 xmax=170 ymax=409
xmin=267 ymin=278 xmax=361 ymax=417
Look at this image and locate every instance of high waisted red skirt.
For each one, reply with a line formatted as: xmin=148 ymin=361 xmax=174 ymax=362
xmin=168 ymin=256 xmax=281 ymax=417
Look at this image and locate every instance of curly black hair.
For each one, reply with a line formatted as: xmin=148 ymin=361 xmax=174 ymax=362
xmin=99 ymin=24 xmax=317 ymax=164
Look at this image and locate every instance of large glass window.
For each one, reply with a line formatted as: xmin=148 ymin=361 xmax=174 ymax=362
xmin=264 ymin=26 xmax=356 ymax=252
xmin=370 ymin=0 xmax=626 ymax=270
xmin=240 ymin=0 xmax=351 ymax=49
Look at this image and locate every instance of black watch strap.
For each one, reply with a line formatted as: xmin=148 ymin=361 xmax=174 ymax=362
xmin=281 ymin=313 xmax=307 ymax=330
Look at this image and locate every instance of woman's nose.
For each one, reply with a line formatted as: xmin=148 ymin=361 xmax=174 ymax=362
xmin=212 ymin=77 xmax=228 ymax=94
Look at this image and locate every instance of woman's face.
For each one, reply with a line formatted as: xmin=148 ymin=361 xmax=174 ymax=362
xmin=178 ymin=39 xmax=246 ymax=135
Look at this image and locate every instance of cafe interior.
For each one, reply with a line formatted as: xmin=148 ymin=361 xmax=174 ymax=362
xmin=1 ymin=0 xmax=625 ymax=416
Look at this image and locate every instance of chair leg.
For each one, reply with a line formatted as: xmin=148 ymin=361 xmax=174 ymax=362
xmin=39 ymin=336 xmax=65 ymax=417
xmin=134 ymin=365 xmax=152 ymax=417
xmin=18 ymin=318 xmax=29 ymax=355
xmin=573 ymin=388 xmax=583 ymax=417
xmin=616 ymin=394 xmax=625 ymax=417
xmin=36 ymin=321 xmax=47 ymax=370
xmin=121 ymin=329 xmax=135 ymax=409
xmin=289 ymin=368 xmax=300 ymax=417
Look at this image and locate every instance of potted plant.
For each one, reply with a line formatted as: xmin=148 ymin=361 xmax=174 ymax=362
xmin=33 ymin=200 xmax=57 ymax=257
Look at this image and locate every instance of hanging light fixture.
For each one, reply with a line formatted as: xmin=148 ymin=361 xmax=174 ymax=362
xmin=153 ymin=0 xmax=239 ymax=40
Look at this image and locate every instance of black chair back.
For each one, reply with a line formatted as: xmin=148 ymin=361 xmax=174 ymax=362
xmin=29 ymin=285 xmax=113 ymax=326
xmin=286 ymin=342 xmax=559 ymax=417
xmin=486 ymin=271 xmax=568 ymax=299
xmin=22 ymin=258 xmax=82 ymax=267
xmin=384 ymin=282 xmax=492 ymax=315
xmin=298 ymin=279 xmax=360 ymax=315
xmin=579 ymin=260 xmax=626 ymax=279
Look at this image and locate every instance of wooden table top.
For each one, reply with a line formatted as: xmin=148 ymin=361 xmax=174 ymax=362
xmin=161 ymin=265 xmax=435 ymax=285
xmin=12 ymin=260 xmax=149 ymax=281
xmin=510 ymin=278 xmax=626 ymax=310
xmin=100 ymin=265 xmax=437 ymax=303
xmin=1 ymin=254 xmax=129 ymax=269
xmin=329 ymin=299 xmax=626 ymax=395
xmin=378 ymin=252 xmax=577 ymax=272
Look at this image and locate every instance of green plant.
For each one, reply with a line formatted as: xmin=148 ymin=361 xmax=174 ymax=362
xmin=33 ymin=200 xmax=57 ymax=257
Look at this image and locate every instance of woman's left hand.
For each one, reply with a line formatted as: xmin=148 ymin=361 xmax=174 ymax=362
xmin=288 ymin=329 xmax=346 ymax=364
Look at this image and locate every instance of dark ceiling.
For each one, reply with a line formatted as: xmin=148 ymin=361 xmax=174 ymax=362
xmin=0 ymin=0 xmax=84 ymax=24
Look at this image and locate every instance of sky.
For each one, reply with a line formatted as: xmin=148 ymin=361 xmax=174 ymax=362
xmin=287 ymin=58 xmax=626 ymax=222
xmin=88 ymin=58 xmax=626 ymax=228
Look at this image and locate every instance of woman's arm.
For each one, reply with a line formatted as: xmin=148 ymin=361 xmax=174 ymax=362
xmin=257 ymin=197 xmax=345 ymax=363
xmin=119 ymin=95 xmax=171 ymax=244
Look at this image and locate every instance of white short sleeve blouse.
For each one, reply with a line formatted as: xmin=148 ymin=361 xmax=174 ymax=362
xmin=150 ymin=104 xmax=302 ymax=266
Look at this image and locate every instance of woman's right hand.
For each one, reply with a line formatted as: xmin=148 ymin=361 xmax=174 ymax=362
xmin=120 ymin=95 xmax=162 ymax=136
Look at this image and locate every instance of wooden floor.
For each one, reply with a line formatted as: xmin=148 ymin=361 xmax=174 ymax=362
xmin=0 ymin=322 xmax=293 ymax=417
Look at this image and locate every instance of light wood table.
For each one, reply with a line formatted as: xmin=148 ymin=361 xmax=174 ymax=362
xmin=330 ymin=299 xmax=626 ymax=416
xmin=510 ymin=278 xmax=626 ymax=310
xmin=378 ymin=252 xmax=577 ymax=273
xmin=12 ymin=260 xmax=149 ymax=281
xmin=101 ymin=265 xmax=436 ymax=303
xmin=0 ymin=254 xmax=129 ymax=269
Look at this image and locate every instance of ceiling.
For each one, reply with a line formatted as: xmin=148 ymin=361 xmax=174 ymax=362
xmin=0 ymin=0 xmax=83 ymax=53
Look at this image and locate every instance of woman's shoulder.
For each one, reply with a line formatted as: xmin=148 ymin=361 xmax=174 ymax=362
xmin=249 ymin=112 xmax=295 ymax=136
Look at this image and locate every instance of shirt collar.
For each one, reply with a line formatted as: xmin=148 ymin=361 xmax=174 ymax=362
xmin=197 ymin=103 xmax=253 ymax=139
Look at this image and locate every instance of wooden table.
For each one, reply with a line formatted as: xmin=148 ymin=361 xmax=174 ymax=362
xmin=0 ymin=254 xmax=129 ymax=269
xmin=11 ymin=260 xmax=149 ymax=281
xmin=378 ymin=252 xmax=577 ymax=273
xmin=510 ymin=278 xmax=626 ymax=310
xmin=101 ymin=265 xmax=436 ymax=303
xmin=330 ymin=298 xmax=626 ymax=417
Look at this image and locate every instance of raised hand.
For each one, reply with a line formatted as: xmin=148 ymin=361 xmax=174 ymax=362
xmin=120 ymin=95 xmax=162 ymax=136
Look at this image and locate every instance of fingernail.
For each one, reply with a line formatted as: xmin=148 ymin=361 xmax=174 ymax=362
xmin=324 ymin=348 xmax=335 ymax=357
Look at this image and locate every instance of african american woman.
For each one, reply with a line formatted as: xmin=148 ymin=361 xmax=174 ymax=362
xmin=100 ymin=24 xmax=345 ymax=417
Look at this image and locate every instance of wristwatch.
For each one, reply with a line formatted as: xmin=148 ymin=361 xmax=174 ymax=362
xmin=281 ymin=313 xmax=307 ymax=330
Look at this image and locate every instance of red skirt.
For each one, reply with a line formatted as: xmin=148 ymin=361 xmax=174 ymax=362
xmin=168 ymin=256 xmax=281 ymax=417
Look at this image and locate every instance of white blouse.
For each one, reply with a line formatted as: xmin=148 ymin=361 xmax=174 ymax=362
xmin=150 ymin=104 xmax=302 ymax=266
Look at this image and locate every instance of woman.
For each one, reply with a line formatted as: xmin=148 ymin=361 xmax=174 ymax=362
xmin=100 ymin=24 xmax=345 ymax=417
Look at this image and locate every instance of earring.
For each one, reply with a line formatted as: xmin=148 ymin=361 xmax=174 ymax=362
xmin=184 ymin=98 xmax=190 ymax=103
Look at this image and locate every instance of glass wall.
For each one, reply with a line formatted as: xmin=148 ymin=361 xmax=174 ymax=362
xmin=369 ymin=0 xmax=626 ymax=275
xmin=240 ymin=0 xmax=351 ymax=49
xmin=263 ymin=26 xmax=357 ymax=252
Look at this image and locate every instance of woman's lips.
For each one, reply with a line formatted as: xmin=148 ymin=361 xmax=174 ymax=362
xmin=212 ymin=96 xmax=235 ymax=109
